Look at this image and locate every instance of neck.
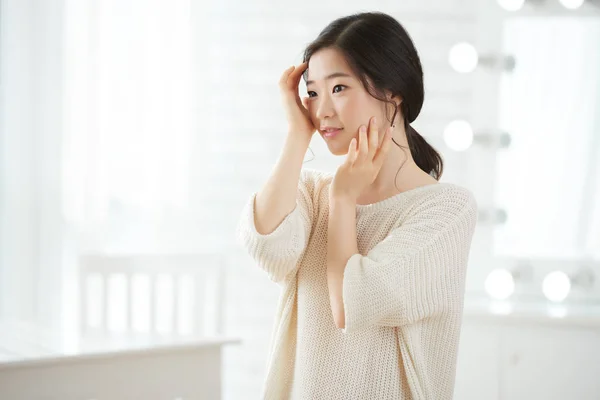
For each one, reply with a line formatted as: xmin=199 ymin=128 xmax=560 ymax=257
xmin=363 ymin=124 xmax=433 ymax=198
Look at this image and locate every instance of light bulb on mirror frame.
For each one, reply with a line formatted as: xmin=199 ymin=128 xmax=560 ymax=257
xmin=442 ymin=123 xmax=512 ymax=152
xmin=485 ymin=268 xmax=515 ymax=300
xmin=443 ymin=120 xmax=473 ymax=151
xmin=542 ymin=266 xmax=596 ymax=303
xmin=484 ymin=263 xmax=533 ymax=301
xmin=542 ymin=271 xmax=571 ymax=302
xmin=448 ymin=42 xmax=479 ymax=73
xmin=448 ymin=43 xmax=516 ymax=73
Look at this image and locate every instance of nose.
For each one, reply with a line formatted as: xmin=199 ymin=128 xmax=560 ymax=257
xmin=315 ymin=94 xmax=335 ymax=121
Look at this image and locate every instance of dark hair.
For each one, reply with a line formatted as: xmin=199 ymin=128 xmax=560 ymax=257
xmin=302 ymin=11 xmax=443 ymax=182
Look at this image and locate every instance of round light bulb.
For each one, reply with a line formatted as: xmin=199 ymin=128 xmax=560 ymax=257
xmin=485 ymin=268 xmax=515 ymax=300
xmin=443 ymin=120 xmax=474 ymax=151
xmin=559 ymin=0 xmax=585 ymax=9
xmin=448 ymin=42 xmax=479 ymax=73
xmin=542 ymin=271 xmax=571 ymax=302
xmin=497 ymin=0 xmax=525 ymax=11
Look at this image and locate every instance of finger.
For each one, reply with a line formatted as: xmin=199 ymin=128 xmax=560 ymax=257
xmin=279 ymin=65 xmax=296 ymax=87
xmin=358 ymin=125 xmax=368 ymax=162
xmin=373 ymin=126 xmax=394 ymax=166
xmin=368 ymin=117 xmax=379 ymax=159
xmin=301 ymin=96 xmax=310 ymax=110
xmin=287 ymin=62 xmax=308 ymax=88
xmin=347 ymin=138 xmax=357 ymax=164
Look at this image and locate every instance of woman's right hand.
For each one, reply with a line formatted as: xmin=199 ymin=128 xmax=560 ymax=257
xmin=279 ymin=62 xmax=315 ymax=140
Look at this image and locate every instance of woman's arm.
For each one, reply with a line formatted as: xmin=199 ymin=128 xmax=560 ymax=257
xmin=236 ymin=140 xmax=317 ymax=284
xmin=236 ymin=62 xmax=319 ymax=284
xmin=326 ymin=194 xmax=359 ymax=329
xmin=254 ymin=133 xmax=311 ymax=235
xmin=339 ymin=190 xmax=478 ymax=334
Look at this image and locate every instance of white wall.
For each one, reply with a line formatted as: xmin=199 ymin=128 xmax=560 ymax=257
xmin=0 ymin=0 xmax=66 ymax=330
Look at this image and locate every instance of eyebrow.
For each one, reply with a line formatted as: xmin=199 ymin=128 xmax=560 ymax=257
xmin=306 ymin=72 xmax=352 ymax=86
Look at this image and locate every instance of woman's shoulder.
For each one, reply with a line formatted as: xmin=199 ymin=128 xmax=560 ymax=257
xmin=423 ymin=182 xmax=477 ymax=208
xmin=409 ymin=182 xmax=478 ymax=225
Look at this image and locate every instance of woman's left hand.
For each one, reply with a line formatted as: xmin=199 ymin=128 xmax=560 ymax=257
xmin=330 ymin=116 xmax=394 ymax=202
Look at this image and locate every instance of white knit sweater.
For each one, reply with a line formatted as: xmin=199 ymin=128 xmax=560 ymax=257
xmin=236 ymin=168 xmax=478 ymax=400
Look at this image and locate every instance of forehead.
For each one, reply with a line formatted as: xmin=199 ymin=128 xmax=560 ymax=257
xmin=306 ymin=48 xmax=354 ymax=81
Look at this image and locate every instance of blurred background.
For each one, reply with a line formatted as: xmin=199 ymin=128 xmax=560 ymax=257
xmin=0 ymin=0 xmax=599 ymax=399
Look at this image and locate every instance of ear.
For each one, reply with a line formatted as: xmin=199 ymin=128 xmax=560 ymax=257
xmin=385 ymin=91 xmax=403 ymax=108
xmin=391 ymin=95 xmax=403 ymax=108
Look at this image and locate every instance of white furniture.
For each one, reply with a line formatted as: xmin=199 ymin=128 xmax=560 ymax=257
xmin=0 ymin=253 xmax=239 ymax=399
xmin=78 ymin=253 xmax=226 ymax=338
xmin=0 ymin=320 xmax=239 ymax=400
xmin=454 ymin=297 xmax=600 ymax=400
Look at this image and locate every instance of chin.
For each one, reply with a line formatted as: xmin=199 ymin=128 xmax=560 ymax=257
xmin=323 ymin=136 xmax=354 ymax=156
xmin=325 ymin=143 xmax=350 ymax=157
xmin=330 ymin=148 xmax=349 ymax=156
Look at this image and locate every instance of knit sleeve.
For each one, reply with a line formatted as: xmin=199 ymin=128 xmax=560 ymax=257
xmin=341 ymin=188 xmax=478 ymax=334
xmin=236 ymin=169 xmax=319 ymax=285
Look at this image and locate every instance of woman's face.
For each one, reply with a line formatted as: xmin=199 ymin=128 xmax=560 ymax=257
xmin=305 ymin=47 xmax=390 ymax=156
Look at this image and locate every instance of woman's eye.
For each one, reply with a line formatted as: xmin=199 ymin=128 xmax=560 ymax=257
xmin=307 ymin=85 xmax=346 ymax=98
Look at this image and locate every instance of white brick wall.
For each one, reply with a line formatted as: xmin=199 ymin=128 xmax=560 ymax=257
xmin=189 ymin=2 xmax=482 ymax=399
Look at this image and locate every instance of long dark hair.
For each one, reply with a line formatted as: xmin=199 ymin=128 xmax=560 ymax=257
xmin=302 ymin=11 xmax=443 ymax=182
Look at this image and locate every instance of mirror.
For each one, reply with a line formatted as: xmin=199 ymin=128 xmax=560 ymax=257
xmin=494 ymin=16 xmax=600 ymax=260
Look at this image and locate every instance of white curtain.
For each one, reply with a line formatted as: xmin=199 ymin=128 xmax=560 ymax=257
xmin=496 ymin=17 xmax=600 ymax=260
xmin=62 ymin=0 xmax=193 ymax=232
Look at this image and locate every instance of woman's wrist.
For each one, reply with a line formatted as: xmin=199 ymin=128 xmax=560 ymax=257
xmin=329 ymin=191 xmax=357 ymax=207
xmin=286 ymin=130 xmax=313 ymax=147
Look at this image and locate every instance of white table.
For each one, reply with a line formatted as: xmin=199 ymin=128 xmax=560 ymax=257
xmin=454 ymin=296 xmax=600 ymax=400
xmin=0 ymin=320 xmax=240 ymax=400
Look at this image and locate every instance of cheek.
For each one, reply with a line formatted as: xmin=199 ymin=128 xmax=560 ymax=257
xmin=340 ymin=97 xmax=375 ymax=132
xmin=336 ymin=96 xmax=353 ymax=115
xmin=336 ymin=97 xmax=361 ymax=128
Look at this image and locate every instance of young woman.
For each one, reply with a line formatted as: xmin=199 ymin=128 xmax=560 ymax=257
xmin=237 ymin=11 xmax=478 ymax=400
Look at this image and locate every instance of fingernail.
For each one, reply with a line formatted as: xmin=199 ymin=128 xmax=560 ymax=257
xmin=373 ymin=117 xmax=377 ymax=125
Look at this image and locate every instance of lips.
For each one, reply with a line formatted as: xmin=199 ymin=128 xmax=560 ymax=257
xmin=321 ymin=128 xmax=343 ymax=138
